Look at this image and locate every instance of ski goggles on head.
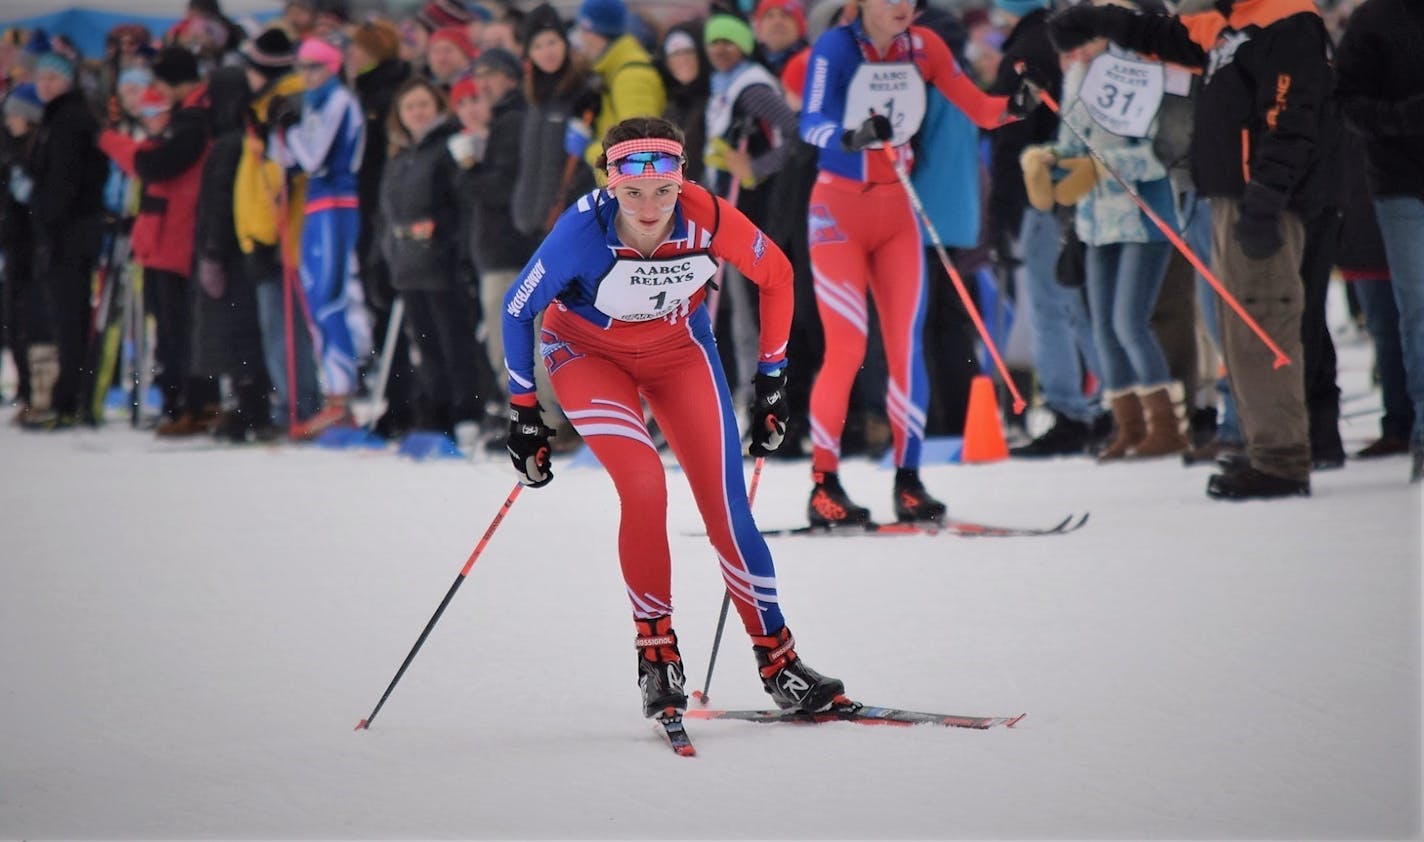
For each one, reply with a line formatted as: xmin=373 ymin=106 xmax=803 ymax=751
xmin=605 ymin=137 xmax=686 ymax=189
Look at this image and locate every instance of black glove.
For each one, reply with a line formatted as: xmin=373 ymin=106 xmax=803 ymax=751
xmin=507 ymin=403 xmax=555 ymax=487
xmin=841 ymin=113 xmax=893 ymax=152
xmin=1233 ymin=182 xmax=1289 ymax=260
xmin=747 ymin=370 xmax=789 ymax=457
xmin=268 ymin=94 xmax=301 ymax=131
xmin=1047 ymin=3 xmax=1135 ymax=52
xmin=1006 ymin=63 xmax=1049 ymax=119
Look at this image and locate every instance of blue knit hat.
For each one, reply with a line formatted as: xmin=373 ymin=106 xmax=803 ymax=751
xmin=34 ymin=51 xmax=75 ymax=81
xmin=3 ymin=82 xmax=44 ymax=123
xmin=578 ymin=0 xmax=626 ymax=37
xmin=993 ymin=0 xmax=1051 ymax=16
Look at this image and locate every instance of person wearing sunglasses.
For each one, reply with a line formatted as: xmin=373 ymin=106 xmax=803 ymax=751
xmin=798 ymin=0 xmax=1040 ymax=528
xmin=501 ymin=116 xmax=846 ymax=722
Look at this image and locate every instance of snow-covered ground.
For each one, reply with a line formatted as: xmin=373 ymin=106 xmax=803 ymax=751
xmin=2 ymin=316 xmax=1420 ymax=840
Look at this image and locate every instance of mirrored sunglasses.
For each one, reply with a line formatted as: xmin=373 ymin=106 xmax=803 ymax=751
xmin=611 ymin=151 xmax=683 ymax=176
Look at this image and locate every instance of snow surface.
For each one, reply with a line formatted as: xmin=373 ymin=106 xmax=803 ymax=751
xmin=2 ymin=321 xmax=1421 ymax=840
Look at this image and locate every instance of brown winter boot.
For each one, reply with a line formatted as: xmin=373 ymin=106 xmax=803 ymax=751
xmin=21 ymin=344 xmax=60 ymax=428
xmin=1131 ymin=385 xmax=1191 ymax=458
xmin=1096 ymin=389 xmax=1146 ymax=462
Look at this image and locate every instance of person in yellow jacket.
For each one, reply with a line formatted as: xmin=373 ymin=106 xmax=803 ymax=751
xmin=566 ymin=0 xmax=666 ymax=180
xmin=233 ymin=27 xmax=321 ymax=433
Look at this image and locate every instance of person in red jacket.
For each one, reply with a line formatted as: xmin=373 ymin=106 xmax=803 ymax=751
xmin=501 ymin=116 xmax=846 ymax=722
xmin=98 ymin=75 xmax=215 ymax=435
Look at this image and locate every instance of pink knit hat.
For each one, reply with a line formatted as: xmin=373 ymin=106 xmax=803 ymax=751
xmin=297 ymin=37 xmax=343 ymax=73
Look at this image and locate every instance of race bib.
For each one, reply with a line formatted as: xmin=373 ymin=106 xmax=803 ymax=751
xmin=842 ymin=62 xmax=927 ymax=148
xmin=1079 ymin=51 xmax=1165 ymax=139
xmin=594 ymin=254 xmax=719 ymax=322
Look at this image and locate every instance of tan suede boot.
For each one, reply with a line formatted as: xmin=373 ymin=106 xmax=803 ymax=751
xmin=1132 ymin=384 xmax=1191 ymax=458
xmin=1096 ymin=390 xmax=1146 ymax=461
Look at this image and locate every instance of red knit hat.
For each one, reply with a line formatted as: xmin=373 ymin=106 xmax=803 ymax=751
xmin=428 ymin=26 xmax=477 ymax=59
xmin=754 ymin=0 xmax=807 ymax=39
xmin=449 ymin=76 xmax=480 ymax=105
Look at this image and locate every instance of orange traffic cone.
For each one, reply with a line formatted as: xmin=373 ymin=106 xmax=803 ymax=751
xmin=960 ymin=375 xmax=1009 ymax=463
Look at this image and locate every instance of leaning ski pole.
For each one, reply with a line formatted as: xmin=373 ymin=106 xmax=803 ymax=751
xmin=692 ymin=455 xmax=764 ymax=705
xmin=355 ymin=483 xmax=524 ymax=730
xmin=880 ymin=143 xmax=1028 ymax=413
xmin=1023 ymin=73 xmax=1291 ymax=368
xmin=705 ymin=136 xmax=750 ymax=320
xmin=363 ymin=296 xmax=405 ymax=434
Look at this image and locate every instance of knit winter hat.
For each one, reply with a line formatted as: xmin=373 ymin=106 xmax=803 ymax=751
xmin=117 ymin=66 xmax=155 ymax=90
xmin=350 ymin=20 xmax=401 ymax=64
xmin=418 ymin=0 xmax=474 ymax=30
xmin=521 ymin=3 xmax=567 ymax=51
xmin=663 ymin=29 xmax=696 ymax=55
xmin=449 ymin=76 xmax=480 ymax=105
xmin=992 ymin=0 xmax=1051 ymax=17
xmin=34 ymin=51 xmax=75 ymax=81
xmin=704 ymin=13 xmax=754 ymax=55
xmin=297 ymin=37 xmax=343 ymax=73
xmin=472 ymin=46 xmax=521 ymax=80
xmin=429 ymin=26 xmax=478 ymax=59
xmin=577 ymin=0 xmax=626 ymax=38
xmin=152 ymin=45 xmax=200 ymax=84
xmin=137 ymin=85 xmax=171 ymax=119
xmin=3 ymin=83 xmax=44 ymax=124
xmin=754 ymin=0 xmax=807 ymax=38
xmin=241 ymin=27 xmax=297 ymax=77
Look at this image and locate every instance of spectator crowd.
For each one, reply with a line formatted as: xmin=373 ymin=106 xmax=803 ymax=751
xmin=0 ymin=0 xmax=1420 ymax=499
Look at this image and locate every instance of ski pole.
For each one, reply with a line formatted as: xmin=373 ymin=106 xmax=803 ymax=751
xmin=1022 ymin=72 xmax=1292 ymax=369
xmin=355 ymin=483 xmax=524 ymax=731
xmin=691 ymin=455 xmax=764 ymax=705
xmin=880 ymin=143 xmax=1028 ymax=413
xmin=363 ymin=296 xmax=405 ymax=434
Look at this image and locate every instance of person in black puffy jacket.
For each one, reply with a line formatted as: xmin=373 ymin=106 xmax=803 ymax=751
xmin=379 ymin=77 xmax=487 ymax=438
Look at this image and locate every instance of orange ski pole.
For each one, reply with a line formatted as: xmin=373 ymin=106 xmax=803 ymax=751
xmin=1028 ymin=81 xmax=1291 ymax=369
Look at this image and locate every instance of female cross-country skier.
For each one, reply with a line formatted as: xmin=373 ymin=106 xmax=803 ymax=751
xmin=799 ymin=0 xmax=1036 ymax=526
xmin=501 ymin=116 xmax=846 ymax=721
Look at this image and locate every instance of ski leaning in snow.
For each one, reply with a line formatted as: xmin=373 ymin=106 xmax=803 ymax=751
xmin=686 ymin=698 xmax=1026 ymax=730
xmin=688 ymin=512 xmax=1089 ymax=539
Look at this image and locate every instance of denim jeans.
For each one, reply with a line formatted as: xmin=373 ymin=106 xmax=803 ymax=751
xmin=1184 ymin=193 xmax=1242 ymax=442
xmin=255 ymin=276 xmax=320 ymax=426
xmin=1019 ymin=207 xmax=1102 ymax=422
xmin=1353 ymin=278 xmax=1415 ymax=440
xmin=1084 ymin=239 xmax=1174 ymax=392
xmin=1373 ymin=196 xmax=1424 ymax=447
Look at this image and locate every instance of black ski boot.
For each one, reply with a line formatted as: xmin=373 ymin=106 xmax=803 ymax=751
xmin=893 ymin=468 xmax=947 ymax=523
xmin=807 ymin=471 xmax=870 ymax=527
xmin=751 ymin=625 xmax=845 ymax=712
xmin=634 ymin=616 xmax=687 ymax=718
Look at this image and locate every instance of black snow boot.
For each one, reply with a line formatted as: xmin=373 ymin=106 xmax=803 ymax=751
xmin=751 ymin=625 xmax=845 ymax=713
xmin=807 ymin=471 xmax=871 ymax=527
xmin=893 ymin=469 xmax=947 ymax=523
xmin=1009 ymin=412 xmax=1091 ymax=457
xmin=1206 ymin=466 xmax=1310 ymax=500
xmin=634 ymin=616 xmax=687 ymax=718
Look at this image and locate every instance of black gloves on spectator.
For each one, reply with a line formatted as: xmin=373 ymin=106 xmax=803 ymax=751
xmin=747 ymin=370 xmax=789 ymax=457
xmin=268 ymin=94 xmax=301 ymax=131
xmin=508 ymin=403 xmax=555 ymax=487
xmin=1047 ymin=3 xmax=1136 ymax=52
xmin=841 ymin=113 xmax=893 ymax=152
xmin=1234 ymin=182 xmax=1290 ymax=260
